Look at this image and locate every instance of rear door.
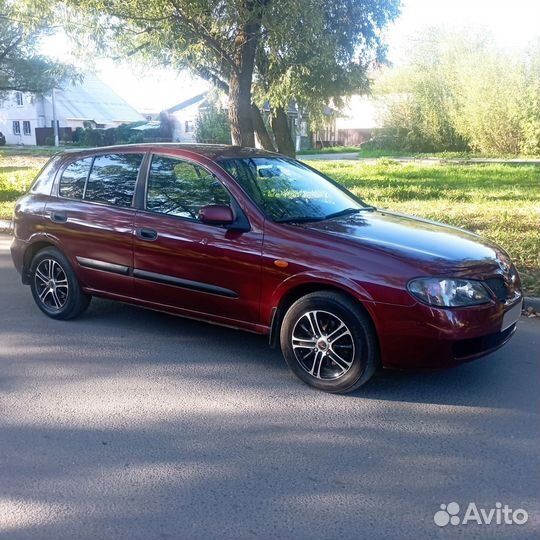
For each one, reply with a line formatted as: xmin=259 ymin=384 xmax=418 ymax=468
xmin=132 ymin=153 xmax=263 ymax=328
xmin=45 ymin=152 xmax=145 ymax=297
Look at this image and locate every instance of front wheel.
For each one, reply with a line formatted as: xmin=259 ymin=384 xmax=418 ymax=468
xmin=30 ymin=247 xmax=91 ymax=320
xmin=280 ymin=291 xmax=379 ymax=393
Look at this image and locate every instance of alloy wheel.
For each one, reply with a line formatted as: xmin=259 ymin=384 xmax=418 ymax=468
xmin=291 ymin=310 xmax=355 ymax=380
xmin=34 ymin=258 xmax=69 ymax=311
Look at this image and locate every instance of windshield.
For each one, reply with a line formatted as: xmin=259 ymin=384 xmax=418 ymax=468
xmin=218 ymin=156 xmax=369 ymax=222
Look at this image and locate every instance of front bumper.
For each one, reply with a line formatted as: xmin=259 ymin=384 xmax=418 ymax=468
xmin=369 ymin=294 xmax=523 ymax=369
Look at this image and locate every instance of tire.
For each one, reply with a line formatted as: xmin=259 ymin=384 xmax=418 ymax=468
xmin=29 ymin=247 xmax=91 ymax=320
xmin=280 ymin=291 xmax=379 ymax=393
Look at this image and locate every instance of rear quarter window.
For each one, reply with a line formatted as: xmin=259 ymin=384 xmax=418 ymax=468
xmin=30 ymin=155 xmax=62 ymax=195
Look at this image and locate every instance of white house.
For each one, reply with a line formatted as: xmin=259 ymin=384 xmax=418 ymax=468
xmin=167 ymin=93 xmax=208 ymax=142
xmin=0 ymin=73 xmax=144 ymax=146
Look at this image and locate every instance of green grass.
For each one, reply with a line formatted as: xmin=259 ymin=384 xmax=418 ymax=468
xmin=0 ymin=148 xmax=538 ymax=295
xmin=297 ymin=146 xmax=361 ymax=155
xmin=357 ymin=148 xmax=540 ymax=160
xmin=305 ymin=159 xmax=540 ymax=296
xmin=0 ymin=149 xmax=50 ymax=219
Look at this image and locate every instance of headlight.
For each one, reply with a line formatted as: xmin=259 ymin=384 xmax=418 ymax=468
xmin=407 ymin=277 xmax=492 ymax=307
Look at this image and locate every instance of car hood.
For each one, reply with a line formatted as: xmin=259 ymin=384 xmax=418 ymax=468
xmin=299 ymin=210 xmax=509 ymax=274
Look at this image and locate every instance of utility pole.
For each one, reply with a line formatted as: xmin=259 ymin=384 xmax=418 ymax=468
xmin=51 ymin=88 xmax=59 ymax=147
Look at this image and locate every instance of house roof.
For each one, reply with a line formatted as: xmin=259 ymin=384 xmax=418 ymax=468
xmin=167 ymin=93 xmax=208 ymax=113
xmin=52 ymin=73 xmax=144 ymax=125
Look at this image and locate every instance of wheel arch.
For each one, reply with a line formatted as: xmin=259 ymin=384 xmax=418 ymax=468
xmin=268 ymin=278 xmax=376 ymax=348
xmin=22 ymin=239 xmax=61 ymax=284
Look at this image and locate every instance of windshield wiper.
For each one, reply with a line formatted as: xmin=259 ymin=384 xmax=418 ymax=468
xmin=324 ymin=206 xmax=376 ymax=220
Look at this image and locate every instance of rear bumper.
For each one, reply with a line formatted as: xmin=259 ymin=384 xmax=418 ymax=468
xmin=368 ymin=295 xmax=523 ymax=369
xmin=10 ymin=237 xmax=26 ymax=276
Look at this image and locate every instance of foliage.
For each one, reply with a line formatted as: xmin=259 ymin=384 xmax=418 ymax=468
xmin=195 ymin=96 xmax=232 ymax=144
xmin=375 ymin=30 xmax=540 ymax=155
xmin=254 ymin=0 xmax=400 ymax=126
xmin=18 ymin=0 xmax=399 ymax=148
xmin=0 ymin=1 xmax=78 ymax=95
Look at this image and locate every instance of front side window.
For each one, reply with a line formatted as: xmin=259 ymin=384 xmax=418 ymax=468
xmin=218 ymin=157 xmax=365 ymax=222
xmin=23 ymin=121 xmax=31 ymax=135
xmin=13 ymin=121 xmax=20 ymax=135
xmin=15 ymin=92 xmax=23 ymax=106
xmin=146 ymin=155 xmax=231 ymax=220
xmin=59 ymin=158 xmax=93 ymax=199
xmin=185 ymin=120 xmax=194 ymax=133
xmin=84 ymin=153 xmax=143 ymax=207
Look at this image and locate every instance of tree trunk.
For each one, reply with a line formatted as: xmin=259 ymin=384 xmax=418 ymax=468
xmin=229 ymin=70 xmax=255 ymax=147
xmin=251 ymin=103 xmax=276 ymax=151
xmin=271 ymin=107 xmax=296 ymax=157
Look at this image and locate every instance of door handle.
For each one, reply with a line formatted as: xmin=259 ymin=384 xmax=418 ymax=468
xmin=136 ymin=227 xmax=158 ymax=241
xmin=50 ymin=212 xmax=67 ymax=223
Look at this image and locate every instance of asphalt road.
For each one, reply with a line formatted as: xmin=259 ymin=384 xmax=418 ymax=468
xmin=0 ymin=234 xmax=539 ymax=540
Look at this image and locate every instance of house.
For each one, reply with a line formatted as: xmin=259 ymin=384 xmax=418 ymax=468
xmin=0 ymin=73 xmax=144 ymax=146
xmin=167 ymin=93 xmax=208 ymax=142
xmin=334 ymin=95 xmax=379 ymax=146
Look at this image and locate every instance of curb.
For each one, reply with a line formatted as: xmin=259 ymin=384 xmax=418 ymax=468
xmin=0 ymin=219 xmax=12 ymax=234
xmin=524 ymin=296 xmax=540 ymax=312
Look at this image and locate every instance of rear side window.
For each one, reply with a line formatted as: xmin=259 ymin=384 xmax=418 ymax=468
xmin=59 ymin=158 xmax=92 ymax=199
xmin=84 ymin=153 xmax=144 ymax=207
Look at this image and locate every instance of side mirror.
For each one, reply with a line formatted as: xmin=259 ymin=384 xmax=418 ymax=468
xmin=199 ymin=204 xmax=234 ymax=225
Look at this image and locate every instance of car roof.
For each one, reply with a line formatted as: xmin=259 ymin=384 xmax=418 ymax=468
xmin=61 ymin=143 xmax=280 ymax=161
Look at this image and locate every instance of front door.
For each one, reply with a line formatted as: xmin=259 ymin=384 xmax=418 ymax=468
xmin=132 ymin=153 xmax=263 ymax=328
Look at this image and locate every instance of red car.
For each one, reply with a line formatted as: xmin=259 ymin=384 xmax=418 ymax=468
xmin=10 ymin=144 xmax=523 ymax=393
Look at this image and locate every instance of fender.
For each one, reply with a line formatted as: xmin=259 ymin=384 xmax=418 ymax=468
xmin=270 ymin=270 xmax=375 ymax=310
xmin=265 ymin=270 xmax=377 ymax=347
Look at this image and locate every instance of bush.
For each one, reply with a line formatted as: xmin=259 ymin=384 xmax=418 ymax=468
xmin=0 ymin=132 xmax=5 ymax=146
xmin=195 ymin=99 xmax=231 ymax=144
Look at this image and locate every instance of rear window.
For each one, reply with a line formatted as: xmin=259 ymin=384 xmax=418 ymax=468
xmin=84 ymin=153 xmax=144 ymax=207
xmin=59 ymin=158 xmax=93 ymax=199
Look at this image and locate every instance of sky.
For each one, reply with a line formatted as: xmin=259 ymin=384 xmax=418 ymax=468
xmin=40 ymin=0 xmax=540 ymax=113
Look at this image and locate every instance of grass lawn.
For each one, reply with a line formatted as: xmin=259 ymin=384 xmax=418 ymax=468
xmin=305 ymin=159 xmax=540 ymax=296
xmin=0 ymin=147 xmax=538 ymax=295
xmin=297 ymin=146 xmax=361 ymax=155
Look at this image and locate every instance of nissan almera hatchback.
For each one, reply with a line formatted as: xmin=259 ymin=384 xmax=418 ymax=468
xmin=11 ymin=144 xmax=523 ymax=393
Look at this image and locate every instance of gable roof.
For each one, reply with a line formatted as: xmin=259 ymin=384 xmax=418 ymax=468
xmin=166 ymin=93 xmax=208 ymax=113
xmin=52 ymin=73 xmax=144 ymax=125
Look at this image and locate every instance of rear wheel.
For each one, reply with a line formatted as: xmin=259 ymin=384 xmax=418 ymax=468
xmin=30 ymin=247 xmax=90 ymax=320
xmin=280 ymin=291 xmax=379 ymax=393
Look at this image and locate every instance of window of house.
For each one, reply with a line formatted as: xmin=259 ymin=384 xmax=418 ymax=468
xmin=23 ymin=121 xmax=31 ymax=136
xmin=84 ymin=153 xmax=144 ymax=207
xmin=13 ymin=121 xmax=21 ymax=135
xmin=15 ymin=92 xmax=23 ymax=107
xmin=185 ymin=120 xmax=194 ymax=133
xmin=146 ymin=155 xmax=231 ymax=221
xmin=59 ymin=158 xmax=93 ymax=200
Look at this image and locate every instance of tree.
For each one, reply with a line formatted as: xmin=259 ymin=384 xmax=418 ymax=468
xmin=21 ymin=0 xmax=400 ymax=150
xmin=253 ymin=0 xmax=400 ymax=155
xmin=0 ymin=1 xmax=77 ymax=94
xmin=374 ymin=29 xmax=540 ymax=155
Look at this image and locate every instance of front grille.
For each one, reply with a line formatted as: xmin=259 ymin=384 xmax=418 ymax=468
xmin=453 ymin=324 xmax=516 ymax=359
xmin=484 ymin=277 xmax=507 ymax=302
